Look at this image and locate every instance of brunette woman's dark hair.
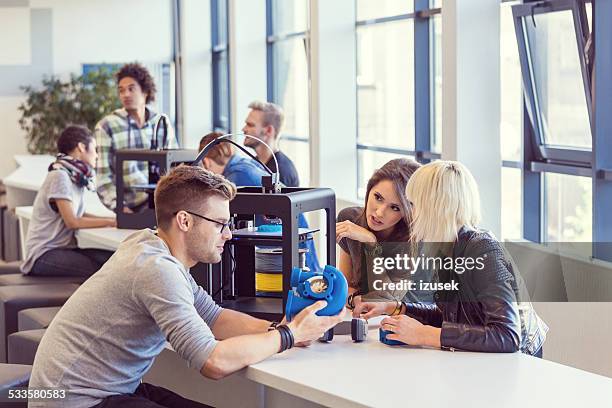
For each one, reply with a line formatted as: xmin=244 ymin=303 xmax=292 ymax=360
xmin=358 ymin=158 xmax=421 ymax=242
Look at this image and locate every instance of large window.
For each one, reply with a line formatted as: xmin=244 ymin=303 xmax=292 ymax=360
xmin=267 ymin=0 xmax=310 ymax=186
xmin=355 ymin=0 xmax=441 ymax=198
xmin=211 ymin=0 xmax=230 ymax=133
xmin=513 ymin=0 xmax=591 ymax=165
xmin=507 ymin=0 xmax=600 ymax=257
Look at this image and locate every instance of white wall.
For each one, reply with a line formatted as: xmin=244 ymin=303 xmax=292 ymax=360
xmin=442 ymin=0 xmax=501 ymax=237
xmin=0 ymin=0 xmax=174 ymax=179
xmin=230 ymin=0 xmax=267 ymax=133
xmin=0 ymin=98 xmax=28 ymax=179
xmin=180 ymin=0 xmax=213 ymax=148
xmin=31 ymin=0 xmax=173 ymax=77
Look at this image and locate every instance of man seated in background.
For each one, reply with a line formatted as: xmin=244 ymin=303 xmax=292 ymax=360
xmin=242 ymin=100 xmax=300 ymax=187
xmin=199 ymin=132 xmax=267 ymax=187
xmin=198 ymin=132 xmax=321 ymax=272
xmin=29 ymin=165 xmax=342 ymax=408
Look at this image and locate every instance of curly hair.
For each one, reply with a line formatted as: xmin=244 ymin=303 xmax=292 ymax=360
xmin=116 ymin=63 xmax=157 ymax=104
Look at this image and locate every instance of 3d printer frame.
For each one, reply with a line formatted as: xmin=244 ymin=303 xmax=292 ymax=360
xmin=216 ymin=186 xmax=336 ymax=320
xmin=115 ymin=149 xmax=198 ymax=229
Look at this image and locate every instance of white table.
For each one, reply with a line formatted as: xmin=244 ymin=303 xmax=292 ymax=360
xmin=245 ymin=333 xmax=612 ymax=407
xmin=3 ymin=155 xmax=55 ymax=209
xmin=15 ymin=206 xmax=135 ymax=255
xmin=143 ymin=326 xmax=612 ymax=408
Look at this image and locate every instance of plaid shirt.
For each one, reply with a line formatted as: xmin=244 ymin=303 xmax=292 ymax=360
xmin=95 ymin=107 xmax=177 ymax=210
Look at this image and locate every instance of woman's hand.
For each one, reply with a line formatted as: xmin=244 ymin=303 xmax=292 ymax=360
xmin=352 ymin=300 xmax=395 ymax=319
xmin=336 ymin=220 xmax=376 ymax=244
xmin=380 ymin=315 xmax=441 ymax=348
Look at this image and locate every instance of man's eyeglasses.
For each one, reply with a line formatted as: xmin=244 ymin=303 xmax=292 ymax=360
xmin=174 ymin=210 xmax=231 ymax=234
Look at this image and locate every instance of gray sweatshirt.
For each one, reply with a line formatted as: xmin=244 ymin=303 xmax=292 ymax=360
xmin=28 ymin=229 xmax=222 ymax=408
xmin=21 ymin=170 xmax=85 ymax=274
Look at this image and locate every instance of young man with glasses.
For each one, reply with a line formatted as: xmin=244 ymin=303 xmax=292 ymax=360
xmin=29 ymin=165 xmax=343 ymax=408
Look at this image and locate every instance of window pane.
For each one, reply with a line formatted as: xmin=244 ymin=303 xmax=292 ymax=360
xmin=356 ymin=0 xmax=412 ymax=21
xmin=524 ymin=10 xmax=592 ymax=148
xmin=500 ymin=4 xmax=521 ymax=162
xmin=545 ymin=173 xmax=592 ymax=243
xmin=357 ymin=150 xmax=414 ymax=198
xmin=501 ymin=167 xmax=522 ymax=240
xmin=585 ymin=2 xmax=592 ymax=32
xmin=213 ymin=0 xmax=228 ymax=45
xmin=272 ymin=38 xmax=309 ymax=140
xmin=357 ymin=20 xmax=414 ymax=150
xmin=213 ymin=51 xmax=230 ymax=131
xmin=271 ymin=0 xmax=308 ymax=34
xmin=432 ymin=14 xmax=442 ymax=153
xmin=278 ymin=139 xmax=309 ymax=187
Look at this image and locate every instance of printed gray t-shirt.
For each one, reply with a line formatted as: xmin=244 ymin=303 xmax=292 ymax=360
xmin=28 ymin=229 xmax=223 ymax=408
xmin=21 ymin=170 xmax=85 ymax=274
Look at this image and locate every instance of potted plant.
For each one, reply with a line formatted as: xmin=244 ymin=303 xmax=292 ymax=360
xmin=18 ymin=67 xmax=120 ymax=154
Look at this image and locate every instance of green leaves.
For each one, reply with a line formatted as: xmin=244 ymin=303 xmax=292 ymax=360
xmin=18 ymin=67 xmax=121 ymax=154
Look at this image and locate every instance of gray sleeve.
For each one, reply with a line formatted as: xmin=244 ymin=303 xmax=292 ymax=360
xmin=133 ymin=259 xmax=218 ymax=371
xmin=46 ymin=171 xmax=74 ymax=202
xmin=190 ymin=275 xmax=223 ymax=328
xmin=337 ymin=206 xmax=363 ymax=253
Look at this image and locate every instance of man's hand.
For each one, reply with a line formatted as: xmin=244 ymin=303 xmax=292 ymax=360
xmin=286 ymin=301 xmax=345 ymax=344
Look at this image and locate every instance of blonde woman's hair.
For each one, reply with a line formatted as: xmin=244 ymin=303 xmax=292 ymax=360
xmin=405 ymin=160 xmax=481 ymax=243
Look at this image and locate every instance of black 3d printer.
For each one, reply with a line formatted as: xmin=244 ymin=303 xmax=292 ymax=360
xmin=194 ymin=133 xmax=336 ymax=320
xmin=114 ymin=128 xmax=336 ymax=320
xmin=115 ymin=114 xmax=198 ymax=229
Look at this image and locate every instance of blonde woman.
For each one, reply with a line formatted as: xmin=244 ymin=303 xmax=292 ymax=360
xmin=355 ymin=161 xmax=547 ymax=356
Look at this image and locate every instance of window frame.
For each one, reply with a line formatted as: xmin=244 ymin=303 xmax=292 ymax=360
xmin=211 ymin=0 xmax=231 ymax=133
xmin=512 ymin=0 xmax=592 ymax=170
xmin=266 ymin=0 xmax=310 ymax=145
xmin=505 ymin=0 xmax=612 ymax=262
xmin=354 ymin=0 xmax=441 ymax=198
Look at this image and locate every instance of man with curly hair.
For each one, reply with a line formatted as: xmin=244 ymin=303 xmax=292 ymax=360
xmin=95 ymin=62 xmax=177 ymax=213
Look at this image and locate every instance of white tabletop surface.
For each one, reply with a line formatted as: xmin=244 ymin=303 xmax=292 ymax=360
xmin=3 ymin=154 xmax=55 ymax=190
xmin=76 ymin=227 xmax=136 ymax=250
xmin=16 ymin=206 xmax=136 ymax=251
xmin=244 ymin=328 xmax=612 ymax=408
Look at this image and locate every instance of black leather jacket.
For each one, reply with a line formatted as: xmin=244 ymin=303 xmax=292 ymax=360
xmin=404 ymin=227 xmax=547 ymax=355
